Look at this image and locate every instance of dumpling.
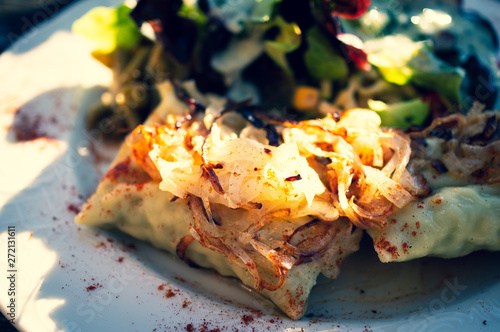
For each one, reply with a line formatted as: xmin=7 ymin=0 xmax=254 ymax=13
xmin=368 ymin=106 xmax=500 ymax=262
xmin=75 ymin=81 xmax=417 ymax=319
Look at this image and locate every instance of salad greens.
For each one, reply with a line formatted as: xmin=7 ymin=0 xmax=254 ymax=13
xmin=368 ymin=98 xmax=429 ymax=129
xmin=72 ymin=5 xmax=140 ymax=54
xmin=342 ymin=0 xmax=499 ymax=111
xmin=304 ymin=26 xmax=348 ymax=80
xmin=72 ymin=0 xmax=499 ymax=138
xmin=365 ymin=35 xmax=465 ymax=104
xmin=263 ymin=16 xmax=301 ymax=75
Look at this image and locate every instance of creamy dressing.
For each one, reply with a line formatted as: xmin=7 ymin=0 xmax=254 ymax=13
xmin=211 ymin=27 xmax=265 ymax=102
xmin=206 ymin=0 xmax=255 ymax=33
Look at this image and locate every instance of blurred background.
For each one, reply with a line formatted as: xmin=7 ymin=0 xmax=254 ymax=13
xmin=0 ymin=0 xmax=80 ymax=53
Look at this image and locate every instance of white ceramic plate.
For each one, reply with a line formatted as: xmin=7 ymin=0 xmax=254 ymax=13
xmin=1 ymin=1 xmax=500 ymax=331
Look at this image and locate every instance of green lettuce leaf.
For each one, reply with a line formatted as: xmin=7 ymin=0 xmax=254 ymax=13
xmin=72 ymin=4 xmax=140 ymax=54
xmin=366 ymin=35 xmax=465 ymax=104
xmin=178 ymin=1 xmax=208 ymax=26
xmin=408 ymin=49 xmax=465 ymax=104
xmin=368 ymin=98 xmax=429 ymax=128
xmin=304 ymin=26 xmax=348 ymax=80
xmin=264 ymin=16 xmax=301 ymax=74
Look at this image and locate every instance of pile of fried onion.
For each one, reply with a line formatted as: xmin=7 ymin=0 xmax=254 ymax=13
xmin=126 ymin=105 xmax=430 ymax=291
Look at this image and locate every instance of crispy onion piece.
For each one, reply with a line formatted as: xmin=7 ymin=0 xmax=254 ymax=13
xmin=187 ymin=196 xmax=294 ymax=291
xmin=128 ymin=126 xmax=162 ymax=181
xmin=380 ymin=132 xmax=411 ymax=182
xmin=132 ymin=108 xmax=423 ymax=290
xmin=362 ymin=166 xmax=413 ymax=208
xmin=245 ymin=209 xmax=291 ymax=236
xmin=410 ymin=115 xmax=464 ymax=139
xmin=279 ymin=217 xmax=362 ymax=279
xmin=279 ymin=219 xmax=341 ymax=264
xmin=187 ymin=195 xmax=361 ymax=291
xmin=410 ymin=105 xmax=500 ymax=184
xmin=283 ymin=110 xmax=417 ymax=230
xmin=398 ymin=166 xmax=431 ymax=197
xmin=176 ymin=235 xmax=196 ymax=266
xmin=443 ymin=140 xmax=500 ymax=182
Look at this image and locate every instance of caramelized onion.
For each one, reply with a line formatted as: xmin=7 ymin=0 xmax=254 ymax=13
xmin=176 ymin=235 xmax=196 ymax=265
xmin=130 ymin=107 xmax=422 ymax=289
xmin=410 ymin=104 xmax=500 ymax=185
